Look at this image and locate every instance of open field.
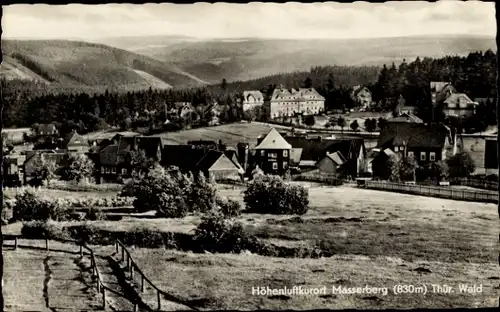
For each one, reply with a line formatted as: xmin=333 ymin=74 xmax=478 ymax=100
xmin=154 ymin=122 xmax=291 ymax=148
xmin=128 ymin=249 xmax=498 ymax=310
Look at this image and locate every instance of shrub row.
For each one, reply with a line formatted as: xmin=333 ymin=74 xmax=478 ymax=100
xmin=20 ymin=221 xmax=328 ymax=259
xmin=47 ymin=181 xmax=123 ymax=192
xmin=56 ymin=196 xmax=135 ymax=208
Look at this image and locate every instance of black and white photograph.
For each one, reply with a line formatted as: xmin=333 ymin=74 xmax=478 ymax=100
xmin=0 ymin=1 xmax=498 ymax=310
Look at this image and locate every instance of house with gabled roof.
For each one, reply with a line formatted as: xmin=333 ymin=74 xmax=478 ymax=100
xmin=32 ymin=123 xmax=59 ymax=137
xmin=351 ymin=86 xmax=372 ymax=109
xmin=62 ymin=130 xmax=90 ymax=153
xmin=196 ymin=149 xmax=244 ymax=182
xmin=242 ymin=90 xmax=264 ymax=112
xmin=253 ymin=128 xmax=292 ymax=175
xmin=442 ymin=93 xmax=478 ymax=118
xmin=431 ymin=81 xmax=457 ymax=106
xmin=23 ymin=150 xmax=67 ymax=185
xmin=377 ymin=122 xmax=457 ymax=166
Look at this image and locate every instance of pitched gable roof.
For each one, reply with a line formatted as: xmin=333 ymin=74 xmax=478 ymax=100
xmin=64 ymin=131 xmax=89 ymax=148
xmin=444 ymin=93 xmax=477 ymax=107
xmin=351 ymin=86 xmax=371 ymax=97
xmin=378 ymin=123 xmax=451 ymax=149
xmin=136 ymin=136 xmax=163 ymax=159
xmin=197 ymin=150 xmax=244 ymax=174
xmin=243 ymin=91 xmax=264 ymax=102
xmin=285 ymin=136 xmax=364 ymax=162
xmin=255 ymin=128 xmax=292 ymax=150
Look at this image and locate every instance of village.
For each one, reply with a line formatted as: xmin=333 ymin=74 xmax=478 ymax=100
xmin=2 ymin=81 xmax=498 ymax=191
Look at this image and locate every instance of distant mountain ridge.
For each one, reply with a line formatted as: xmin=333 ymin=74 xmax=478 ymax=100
xmin=0 ymin=39 xmax=208 ymax=92
xmin=1 ymin=35 xmax=496 ymax=92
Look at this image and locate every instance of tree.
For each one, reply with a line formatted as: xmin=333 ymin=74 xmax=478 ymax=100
xmin=30 ymin=155 xmax=57 ymax=186
xmin=349 ymin=120 xmax=359 ymax=132
xmin=364 ymin=118 xmax=376 ymax=132
xmin=446 ymin=152 xmax=476 ymax=178
xmin=337 ymin=116 xmax=346 ymax=132
xmin=303 ymin=77 xmax=313 ymax=88
xmin=60 ymin=154 xmax=95 ymax=183
xmin=304 ymin=115 xmax=316 ymax=126
xmin=130 ymin=149 xmax=156 ymax=178
xmin=429 ymin=160 xmax=449 ymax=182
xmin=377 ymin=117 xmax=387 ymax=130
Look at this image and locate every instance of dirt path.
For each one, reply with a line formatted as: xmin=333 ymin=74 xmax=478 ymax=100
xmin=3 ymin=246 xmax=102 ymax=311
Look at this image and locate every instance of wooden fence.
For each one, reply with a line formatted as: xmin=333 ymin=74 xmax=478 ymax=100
xmin=2 ymin=236 xmax=107 ymax=310
xmin=292 ymin=172 xmax=344 ymax=185
xmin=451 ymin=177 xmax=499 ymax=191
xmin=363 ymin=181 xmax=498 ymax=204
xmin=115 ymin=240 xmax=198 ymax=311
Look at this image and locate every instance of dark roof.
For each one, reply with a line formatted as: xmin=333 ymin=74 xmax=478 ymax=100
xmin=284 ymin=136 xmax=365 ymax=162
xmin=161 ymin=145 xmax=207 ymax=172
xmin=136 ymin=137 xmax=163 ymax=159
xmin=99 ymin=145 xmax=119 ymax=165
xmin=378 ymin=123 xmax=451 ymax=149
xmin=196 ymin=150 xmax=224 ymax=171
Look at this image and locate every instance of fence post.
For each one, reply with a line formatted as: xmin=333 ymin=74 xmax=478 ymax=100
xmin=80 ymin=245 xmax=83 ymax=257
xmin=134 ymin=303 xmax=138 ymax=312
xmin=14 ymin=237 xmax=18 ymax=250
xmin=46 ymin=239 xmax=49 ymax=251
xmin=115 ymin=241 xmax=119 ymax=254
xmin=97 ymin=277 xmax=101 ymax=293
xmin=103 ymin=288 xmax=106 ymax=309
xmin=157 ymin=289 xmax=161 ymax=310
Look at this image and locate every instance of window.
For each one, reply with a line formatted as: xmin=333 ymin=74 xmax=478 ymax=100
xmin=261 ymin=150 xmax=265 ymax=156
xmin=395 ymin=146 xmax=399 ymax=152
xmin=283 ymin=162 xmax=288 ymax=169
xmin=101 ymin=167 xmax=105 ymax=174
xmin=407 ymin=151 xmax=414 ymax=158
xmin=283 ymin=150 xmax=288 ymax=157
xmin=272 ymin=162 xmax=278 ymax=170
xmin=269 ymin=152 xmax=277 ymax=158
xmin=429 ymin=152 xmax=436 ymax=161
xmin=420 ymin=152 xmax=426 ymax=161
xmin=121 ymin=168 xmax=127 ymax=175
xmin=104 ymin=167 xmax=110 ymax=174
xmin=111 ymin=167 xmax=116 ymax=174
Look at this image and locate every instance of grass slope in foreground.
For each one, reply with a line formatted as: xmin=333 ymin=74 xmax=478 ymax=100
xmin=83 ymin=185 xmax=496 ymax=309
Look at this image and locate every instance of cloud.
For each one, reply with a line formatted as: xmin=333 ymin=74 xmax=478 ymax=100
xmin=1 ymin=2 xmax=496 ymax=40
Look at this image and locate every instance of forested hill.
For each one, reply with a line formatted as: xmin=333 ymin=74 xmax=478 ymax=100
xmin=0 ymin=39 xmax=207 ymax=92
xmin=212 ymin=65 xmax=381 ymax=94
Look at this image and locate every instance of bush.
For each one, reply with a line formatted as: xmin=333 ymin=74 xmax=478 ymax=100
xmin=215 ymin=197 xmax=242 ymax=217
xmin=86 ymin=207 xmax=105 ymax=221
xmin=123 ymin=228 xmax=168 ymax=248
xmin=132 ymin=165 xmax=194 ymax=217
xmin=21 ymin=221 xmax=69 ymax=240
xmin=187 ymin=173 xmax=218 ymax=213
xmin=243 ymin=175 xmax=309 ymax=215
xmin=12 ymin=191 xmax=74 ymax=222
xmin=67 ymin=223 xmax=102 ymax=244
xmin=193 ymin=208 xmax=252 ymax=253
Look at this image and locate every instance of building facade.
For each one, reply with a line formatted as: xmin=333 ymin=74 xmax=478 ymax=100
xmin=264 ymin=87 xmax=325 ymax=119
xmin=351 ymin=86 xmax=372 ymax=109
xmin=241 ymin=91 xmax=264 ymax=112
xmin=442 ymin=93 xmax=478 ymax=118
xmin=253 ymin=128 xmax=292 ymax=175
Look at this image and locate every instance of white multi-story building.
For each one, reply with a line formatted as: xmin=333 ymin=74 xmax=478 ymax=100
xmin=264 ymin=87 xmax=325 ymax=119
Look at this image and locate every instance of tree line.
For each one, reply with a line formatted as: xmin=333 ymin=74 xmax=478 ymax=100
xmin=1 ymin=50 xmax=496 ymax=135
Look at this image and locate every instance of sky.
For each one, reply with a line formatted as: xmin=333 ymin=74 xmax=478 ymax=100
xmin=1 ymin=1 xmax=496 ymax=40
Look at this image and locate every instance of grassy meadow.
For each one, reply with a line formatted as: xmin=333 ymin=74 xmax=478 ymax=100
xmin=3 ymin=180 xmax=498 ymax=309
